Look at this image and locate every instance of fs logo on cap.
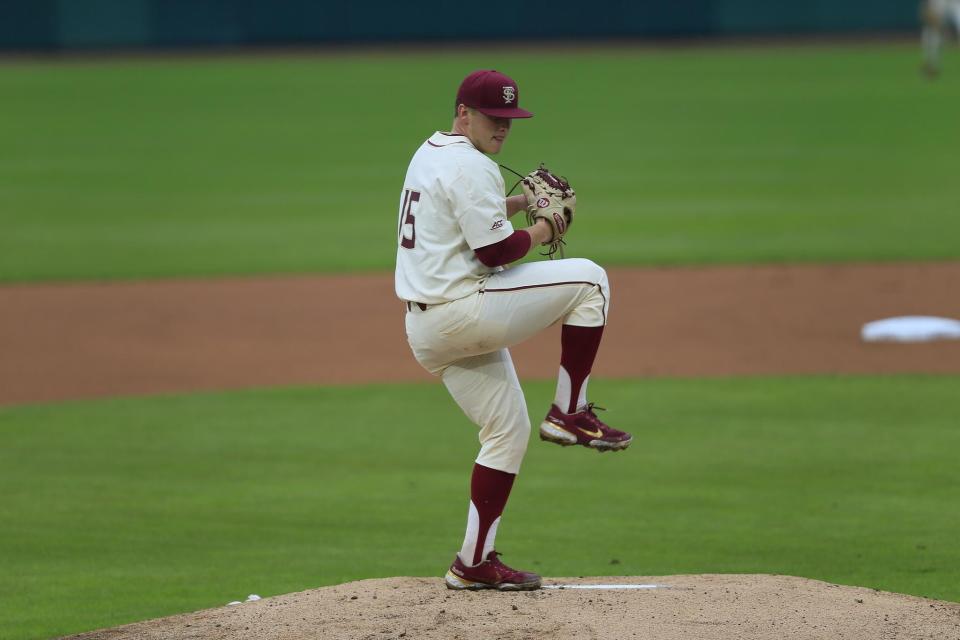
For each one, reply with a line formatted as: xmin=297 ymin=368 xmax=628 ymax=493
xmin=502 ymin=86 xmax=516 ymax=104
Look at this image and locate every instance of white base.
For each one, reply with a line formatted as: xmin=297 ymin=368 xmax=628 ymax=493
xmin=861 ymin=316 xmax=960 ymax=342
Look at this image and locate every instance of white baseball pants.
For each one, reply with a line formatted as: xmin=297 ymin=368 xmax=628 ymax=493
xmin=405 ymin=258 xmax=610 ymax=474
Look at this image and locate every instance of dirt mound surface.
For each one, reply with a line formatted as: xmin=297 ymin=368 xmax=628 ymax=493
xmin=63 ymin=574 xmax=960 ymax=640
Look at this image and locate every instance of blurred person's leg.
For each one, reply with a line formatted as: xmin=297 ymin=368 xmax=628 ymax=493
xmin=922 ymin=0 xmax=945 ymax=77
xmin=951 ymin=1 xmax=960 ymax=40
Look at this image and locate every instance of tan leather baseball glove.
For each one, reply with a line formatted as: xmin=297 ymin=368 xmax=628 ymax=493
xmin=522 ymin=164 xmax=576 ymax=259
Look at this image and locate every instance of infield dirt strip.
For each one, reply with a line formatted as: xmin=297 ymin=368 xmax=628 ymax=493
xmin=2 ymin=262 xmax=960 ymax=406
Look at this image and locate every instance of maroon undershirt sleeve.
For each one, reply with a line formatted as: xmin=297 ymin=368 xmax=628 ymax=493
xmin=474 ymin=230 xmax=532 ymax=268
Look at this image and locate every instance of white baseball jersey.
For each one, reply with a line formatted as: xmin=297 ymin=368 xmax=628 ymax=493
xmin=395 ymin=132 xmax=515 ymax=305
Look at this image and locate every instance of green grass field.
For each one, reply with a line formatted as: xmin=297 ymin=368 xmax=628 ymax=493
xmin=2 ymin=376 xmax=959 ymax=639
xmin=1 ymin=43 xmax=959 ymax=282
xmin=3 ymin=42 xmax=960 ymax=640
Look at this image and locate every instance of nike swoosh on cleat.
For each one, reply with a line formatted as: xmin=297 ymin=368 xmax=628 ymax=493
xmin=577 ymin=426 xmax=603 ymax=438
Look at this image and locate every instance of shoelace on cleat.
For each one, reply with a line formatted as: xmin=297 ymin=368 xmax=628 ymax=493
xmin=582 ymin=403 xmax=610 ymax=432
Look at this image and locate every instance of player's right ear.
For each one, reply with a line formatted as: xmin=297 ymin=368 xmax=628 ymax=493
xmin=452 ymin=104 xmax=475 ymax=136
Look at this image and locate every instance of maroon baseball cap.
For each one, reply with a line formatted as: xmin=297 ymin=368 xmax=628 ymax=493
xmin=456 ymin=69 xmax=533 ymax=119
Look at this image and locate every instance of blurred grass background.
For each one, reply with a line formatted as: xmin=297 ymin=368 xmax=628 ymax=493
xmin=1 ymin=43 xmax=959 ymax=282
xmin=2 ymin=376 xmax=959 ymax=638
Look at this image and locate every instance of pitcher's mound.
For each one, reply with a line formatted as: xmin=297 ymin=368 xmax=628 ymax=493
xmin=64 ymin=574 xmax=959 ymax=640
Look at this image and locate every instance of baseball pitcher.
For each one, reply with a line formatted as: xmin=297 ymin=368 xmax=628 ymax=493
xmin=395 ymin=69 xmax=632 ymax=591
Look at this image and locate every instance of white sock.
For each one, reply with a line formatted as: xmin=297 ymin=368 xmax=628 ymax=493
xmin=457 ymin=502 xmax=503 ymax=567
xmin=554 ymin=366 xmax=589 ymax=413
xmin=482 ymin=517 xmax=500 ymax=561
xmin=458 ymin=501 xmax=480 ymax=566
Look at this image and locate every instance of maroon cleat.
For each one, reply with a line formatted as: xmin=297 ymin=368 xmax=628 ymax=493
xmin=539 ymin=403 xmax=632 ymax=452
xmin=444 ymin=551 xmax=542 ymax=591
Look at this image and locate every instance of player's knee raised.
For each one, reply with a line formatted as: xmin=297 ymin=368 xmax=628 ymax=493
xmin=568 ymin=257 xmax=607 ymax=287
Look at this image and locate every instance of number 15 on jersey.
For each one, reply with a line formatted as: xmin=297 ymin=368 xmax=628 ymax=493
xmin=398 ymin=189 xmax=420 ymax=249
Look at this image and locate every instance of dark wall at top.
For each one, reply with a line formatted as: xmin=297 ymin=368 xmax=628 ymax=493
xmin=0 ymin=0 xmax=918 ymax=51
